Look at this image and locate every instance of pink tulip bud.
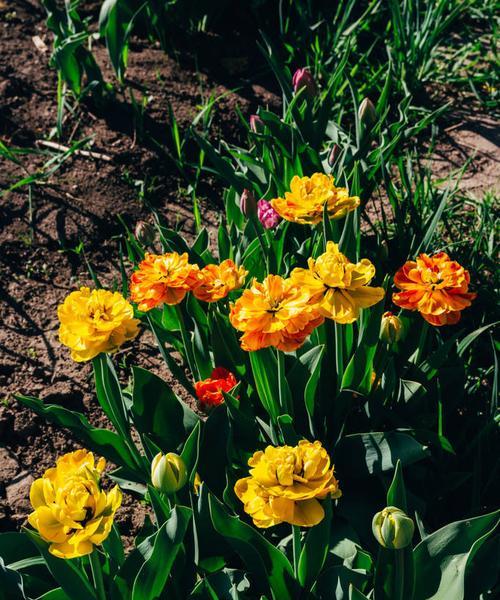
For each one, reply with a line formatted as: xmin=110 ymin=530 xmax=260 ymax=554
xmin=328 ymin=144 xmax=340 ymax=167
xmin=257 ymin=199 xmax=281 ymax=229
xmin=240 ymin=189 xmax=257 ymax=217
xmin=292 ymin=68 xmax=317 ymax=97
xmin=249 ymin=114 xmax=264 ymax=133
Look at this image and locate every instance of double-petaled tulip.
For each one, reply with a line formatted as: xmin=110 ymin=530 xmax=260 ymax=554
xmin=392 ymin=252 xmax=476 ymax=326
xmin=292 ymin=68 xmax=317 ymax=97
xmin=240 ymin=189 xmax=258 ymax=218
xmin=235 ymin=440 xmax=341 ymax=528
xmin=192 ymin=260 xmax=247 ymax=303
xmin=130 ymin=252 xmax=201 ymax=311
xmin=28 ymin=450 xmax=122 ymax=558
xmin=257 ymin=199 xmax=281 ymax=229
xmin=58 ymin=287 xmax=140 ymax=362
xmin=290 ymin=242 xmax=385 ymax=324
xmin=380 ymin=311 xmax=403 ymax=343
xmin=151 ymin=452 xmax=188 ymax=495
xmin=229 ymin=274 xmax=323 ymax=352
xmin=271 ymin=173 xmax=359 ymax=225
xmin=372 ymin=506 xmax=415 ymax=549
xmin=194 ymin=367 xmax=238 ymax=411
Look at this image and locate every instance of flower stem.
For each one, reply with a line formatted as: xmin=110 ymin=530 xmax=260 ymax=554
xmin=292 ymin=525 xmax=301 ymax=578
xmin=395 ymin=548 xmax=405 ymax=600
xmin=89 ymin=550 xmax=106 ymax=600
xmin=175 ymin=303 xmax=198 ymax=380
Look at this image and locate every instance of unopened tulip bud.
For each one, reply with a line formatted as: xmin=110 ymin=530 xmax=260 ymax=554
xmin=358 ymin=97 xmax=377 ymax=128
xmin=249 ymin=114 xmax=263 ymax=133
xmin=151 ymin=452 xmax=187 ymax=495
xmin=135 ymin=221 xmax=156 ymax=245
xmin=328 ymin=144 xmax=340 ymax=167
xmin=240 ymin=189 xmax=257 ymax=217
xmin=292 ymin=68 xmax=317 ymax=97
xmin=380 ymin=312 xmax=403 ymax=343
xmin=257 ymin=199 xmax=281 ymax=230
xmin=372 ymin=506 xmax=414 ymax=549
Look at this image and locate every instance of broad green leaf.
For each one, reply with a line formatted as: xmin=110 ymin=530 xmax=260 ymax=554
xmin=24 ymin=531 xmax=96 ymax=600
xmin=335 ymin=431 xmax=429 ymax=477
xmin=132 ymin=367 xmax=199 ymax=452
xmin=297 ymin=501 xmax=332 ymax=588
xmin=249 ymin=349 xmax=280 ymax=422
xmin=413 ymin=510 xmax=500 ymax=600
xmin=16 ymin=395 xmax=144 ymax=479
xmin=209 ymin=494 xmax=296 ymax=600
xmin=132 ymin=506 xmax=192 ymax=600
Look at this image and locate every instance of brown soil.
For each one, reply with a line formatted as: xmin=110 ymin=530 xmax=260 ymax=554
xmin=0 ymin=0 xmax=279 ymax=536
xmin=0 ymin=0 xmax=498 ymax=541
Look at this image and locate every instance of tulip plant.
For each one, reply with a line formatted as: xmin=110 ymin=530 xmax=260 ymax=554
xmin=4 ymin=4 xmax=499 ymax=600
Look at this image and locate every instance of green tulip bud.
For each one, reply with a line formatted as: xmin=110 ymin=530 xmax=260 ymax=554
xmin=380 ymin=311 xmax=403 ymax=344
xmin=358 ymin=97 xmax=377 ymax=128
xmin=134 ymin=221 xmax=156 ymax=246
xmin=372 ymin=506 xmax=414 ymax=549
xmin=151 ymin=452 xmax=187 ymax=495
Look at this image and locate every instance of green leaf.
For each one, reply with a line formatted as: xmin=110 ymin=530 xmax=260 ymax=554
xmin=0 ymin=556 xmax=26 ymax=599
xmin=249 ymin=349 xmax=280 ymax=422
xmin=341 ymin=297 xmax=386 ymax=394
xmin=132 ymin=506 xmax=192 ymax=600
xmin=413 ymin=510 xmax=500 ymax=600
xmin=335 ymin=431 xmax=429 ymax=477
xmin=92 ymin=354 xmax=129 ymax=439
xmin=132 ymin=367 xmax=199 ymax=452
xmin=297 ymin=501 xmax=332 ymax=588
xmin=24 ymin=531 xmax=96 ymax=600
xmin=209 ymin=494 xmax=296 ymax=600
xmin=16 ymin=395 xmax=144 ymax=479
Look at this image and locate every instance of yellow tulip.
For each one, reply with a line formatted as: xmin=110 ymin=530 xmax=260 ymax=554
xmin=151 ymin=452 xmax=188 ymax=495
xmin=235 ymin=440 xmax=341 ymax=528
xmin=28 ymin=450 xmax=122 ymax=559
xmin=270 ymin=173 xmax=359 ymax=225
xmin=290 ymin=242 xmax=385 ymax=324
xmin=58 ymin=287 xmax=140 ymax=362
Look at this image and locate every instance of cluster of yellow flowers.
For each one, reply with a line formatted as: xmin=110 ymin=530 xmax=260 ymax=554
xmin=235 ymin=440 xmax=341 ymax=528
xmin=55 ymin=173 xmax=477 ymax=363
xmin=230 ymin=242 xmax=384 ymax=351
xmin=28 ymin=450 xmax=122 ymax=558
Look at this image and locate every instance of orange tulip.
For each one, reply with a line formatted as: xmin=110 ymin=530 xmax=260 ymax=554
xmin=229 ymin=274 xmax=323 ymax=352
xmin=392 ymin=252 xmax=476 ymax=326
xmin=192 ymin=260 xmax=247 ymax=303
xmin=130 ymin=252 xmax=200 ymax=311
xmin=194 ymin=367 xmax=238 ymax=411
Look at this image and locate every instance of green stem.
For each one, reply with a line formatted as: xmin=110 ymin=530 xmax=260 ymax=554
xmin=414 ymin=320 xmax=429 ymax=364
xmin=334 ymin=322 xmax=344 ymax=392
xmin=89 ymin=551 xmax=106 ymax=600
xmin=395 ymin=549 xmax=405 ymax=600
xmin=276 ymin=349 xmax=291 ymax=415
xmin=292 ymin=525 xmax=301 ymax=578
xmin=175 ymin=304 xmax=198 ymax=380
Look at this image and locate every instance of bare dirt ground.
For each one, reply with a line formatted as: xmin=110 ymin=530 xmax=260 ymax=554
xmin=0 ymin=0 xmax=498 ymax=539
